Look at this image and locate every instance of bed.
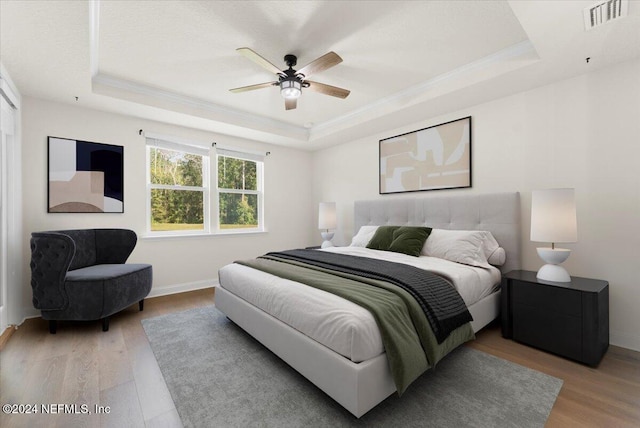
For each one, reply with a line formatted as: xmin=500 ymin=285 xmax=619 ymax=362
xmin=217 ymin=192 xmax=521 ymax=417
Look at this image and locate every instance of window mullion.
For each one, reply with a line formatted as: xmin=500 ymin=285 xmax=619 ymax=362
xmin=211 ymin=149 xmax=219 ymax=233
xmin=146 ymin=145 xmax=152 ymax=234
xmin=218 ymin=188 xmax=259 ymax=195
xmin=150 ymin=183 xmax=205 ymax=192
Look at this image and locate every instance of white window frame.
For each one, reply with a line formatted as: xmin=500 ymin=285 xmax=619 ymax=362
xmin=145 ymin=135 xmax=265 ymax=237
xmin=213 ymin=147 xmax=265 ymax=233
xmin=146 ymin=136 xmax=210 ymax=236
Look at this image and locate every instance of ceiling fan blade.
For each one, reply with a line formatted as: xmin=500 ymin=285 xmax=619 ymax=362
xmin=236 ymin=47 xmax=285 ymax=76
xmin=285 ymin=98 xmax=297 ymax=110
xmin=229 ymin=82 xmax=276 ymax=93
xmin=296 ymin=52 xmax=343 ymax=78
xmin=306 ymin=81 xmax=350 ymax=99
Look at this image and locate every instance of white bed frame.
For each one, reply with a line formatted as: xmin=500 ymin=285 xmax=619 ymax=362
xmin=217 ymin=192 xmax=521 ymax=418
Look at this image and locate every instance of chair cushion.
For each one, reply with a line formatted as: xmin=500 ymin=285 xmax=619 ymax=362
xmin=46 ymin=263 xmax=153 ymax=320
xmin=66 ymin=263 xmax=151 ymax=281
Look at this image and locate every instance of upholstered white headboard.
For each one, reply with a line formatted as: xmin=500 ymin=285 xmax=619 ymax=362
xmin=354 ymin=192 xmax=521 ymax=274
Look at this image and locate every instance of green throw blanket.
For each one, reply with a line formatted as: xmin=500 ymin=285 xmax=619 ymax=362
xmin=237 ymin=255 xmax=474 ymax=395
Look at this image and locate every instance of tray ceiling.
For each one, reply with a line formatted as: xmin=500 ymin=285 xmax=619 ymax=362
xmin=1 ymin=1 xmax=639 ymax=149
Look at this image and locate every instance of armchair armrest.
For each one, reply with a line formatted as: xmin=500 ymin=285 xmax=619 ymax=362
xmin=30 ymin=233 xmax=75 ymax=310
xmin=95 ymin=229 xmax=138 ymax=264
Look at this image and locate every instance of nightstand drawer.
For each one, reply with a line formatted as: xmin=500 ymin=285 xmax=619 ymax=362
xmin=511 ymin=280 xmax=581 ymax=317
xmin=512 ymin=304 xmax=582 ymax=361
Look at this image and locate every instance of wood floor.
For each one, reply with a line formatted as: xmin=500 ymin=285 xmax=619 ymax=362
xmin=1 ymin=288 xmax=639 ymax=428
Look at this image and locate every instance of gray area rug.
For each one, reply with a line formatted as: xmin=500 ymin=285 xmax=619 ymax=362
xmin=142 ymin=306 xmax=563 ymax=428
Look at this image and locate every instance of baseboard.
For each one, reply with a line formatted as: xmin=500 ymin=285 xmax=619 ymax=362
xmin=611 ymin=330 xmax=640 ymax=353
xmin=0 ymin=325 xmax=17 ymax=351
xmin=21 ymin=307 xmax=40 ymax=323
xmin=147 ymin=279 xmax=217 ymax=299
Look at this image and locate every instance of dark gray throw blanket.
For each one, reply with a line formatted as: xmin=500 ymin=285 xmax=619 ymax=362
xmin=263 ymin=249 xmax=472 ymax=344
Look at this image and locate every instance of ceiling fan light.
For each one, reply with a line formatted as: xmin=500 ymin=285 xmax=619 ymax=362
xmin=280 ymin=79 xmax=302 ymax=99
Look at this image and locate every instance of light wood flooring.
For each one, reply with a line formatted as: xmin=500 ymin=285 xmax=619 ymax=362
xmin=1 ymin=288 xmax=639 ymax=427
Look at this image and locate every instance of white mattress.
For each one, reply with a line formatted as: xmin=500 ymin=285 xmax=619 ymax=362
xmin=218 ymin=247 xmax=500 ymax=363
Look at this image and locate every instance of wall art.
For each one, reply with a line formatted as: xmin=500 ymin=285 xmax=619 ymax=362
xmin=48 ymin=136 xmax=124 ymax=213
xmin=379 ymin=116 xmax=471 ymax=194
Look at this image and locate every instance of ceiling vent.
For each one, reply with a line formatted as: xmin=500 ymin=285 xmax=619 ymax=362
xmin=584 ymin=0 xmax=628 ymax=30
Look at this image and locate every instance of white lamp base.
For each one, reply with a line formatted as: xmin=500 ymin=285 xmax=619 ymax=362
xmin=320 ymin=231 xmax=334 ymax=249
xmin=537 ymin=264 xmax=571 ymax=282
xmin=536 ymin=247 xmax=572 ymax=282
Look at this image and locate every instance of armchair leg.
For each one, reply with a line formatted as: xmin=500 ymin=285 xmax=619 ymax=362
xmin=139 ymin=299 xmax=144 ymax=311
xmin=102 ymin=317 xmax=110 ymax=332
xmin=49 ymin=320 xmax=57 ymax=334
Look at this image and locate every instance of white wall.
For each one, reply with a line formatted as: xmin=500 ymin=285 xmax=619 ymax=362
xmin=312 ymin=58 xmax=640 ymax=351
xmin=21 ymin=97 xmax=314 ymax=317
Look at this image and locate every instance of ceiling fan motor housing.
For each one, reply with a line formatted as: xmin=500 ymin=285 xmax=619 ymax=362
xmin=284 ymin=54 xmax=297 ymax=68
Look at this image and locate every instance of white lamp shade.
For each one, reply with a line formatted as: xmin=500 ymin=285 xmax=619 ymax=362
xmin=530 ymin=188 xmax=578 ymax=243
xmin=318 ymin=202 xmax=337 ymax=230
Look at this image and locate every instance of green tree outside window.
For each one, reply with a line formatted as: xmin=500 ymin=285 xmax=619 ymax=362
xmin=218 ymin=156 xmax=259 ymax=229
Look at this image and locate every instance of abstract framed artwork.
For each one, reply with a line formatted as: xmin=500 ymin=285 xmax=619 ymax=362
xmin=379 ymin=116 xmax=472 ymax=194
xmin=48 ymin=136 xmax=124 ymax=213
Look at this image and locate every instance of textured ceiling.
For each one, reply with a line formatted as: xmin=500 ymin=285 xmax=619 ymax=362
xmin=1 ymin=1 xmax=639 ymax=149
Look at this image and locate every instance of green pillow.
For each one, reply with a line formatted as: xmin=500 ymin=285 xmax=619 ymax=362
xmin=366 ymin=226 xmax=399 ymax=250
xmin=388 ymin=226 xmax=432 ymax=257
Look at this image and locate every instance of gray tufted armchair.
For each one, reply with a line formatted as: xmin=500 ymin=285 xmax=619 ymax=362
xmin=30 ymin=229 xmax=152 ymax=333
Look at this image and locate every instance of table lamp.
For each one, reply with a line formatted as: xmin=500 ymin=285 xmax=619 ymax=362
xmin=318 ymin=202 xmax=336 ymax=248
xmin=530 ymin=188 xmax=578 ymax=282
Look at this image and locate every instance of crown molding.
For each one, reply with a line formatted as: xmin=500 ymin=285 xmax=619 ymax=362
xmin=92 ymin=73 xmax=309 ymax=139
xmin=309 ymin=40 xmax=538 ymax=142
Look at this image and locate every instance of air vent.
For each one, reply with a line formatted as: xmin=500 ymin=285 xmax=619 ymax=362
xmin=584 ymin=0 xmax=628 ymax=30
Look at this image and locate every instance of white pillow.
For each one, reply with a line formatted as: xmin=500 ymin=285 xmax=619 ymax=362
xmin=350 ymin=225 xmax=379 ymax=247
xmin=481 ymin=232 xmax=506 ymax=266
xmin=423 ymin=229 xmax=492 ymax=267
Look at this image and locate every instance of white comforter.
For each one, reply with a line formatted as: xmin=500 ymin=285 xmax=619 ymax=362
xmin=218 ymin=247 xmax=500 ymax=363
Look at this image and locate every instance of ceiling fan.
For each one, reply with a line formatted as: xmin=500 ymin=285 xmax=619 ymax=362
xmin=229 ymin=47 xmax=350 ymax=110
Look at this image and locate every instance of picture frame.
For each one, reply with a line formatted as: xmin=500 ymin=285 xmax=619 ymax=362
xmin=379 ymin=116 xmax=472 ymax=194
xmin=47 ymin=136 xmax=124 ymax=213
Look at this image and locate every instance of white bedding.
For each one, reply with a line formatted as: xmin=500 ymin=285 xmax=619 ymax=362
xmin=218 ymin=247 xmax=501 ymax=363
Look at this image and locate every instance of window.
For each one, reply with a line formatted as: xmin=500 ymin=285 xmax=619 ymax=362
xmin=146 ymin=136 xmax=263 ymax=235
xmin=147 ymin=139 xmax=209 ymax=233
xmin=216 ymin=149 xmax=263 ymax=231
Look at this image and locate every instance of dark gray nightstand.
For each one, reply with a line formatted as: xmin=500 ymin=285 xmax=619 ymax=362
xmin=501 ymin=270 xmax=609 ymax=366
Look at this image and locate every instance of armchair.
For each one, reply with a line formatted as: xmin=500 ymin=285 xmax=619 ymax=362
xmin=30 ymin=228 xmax=152 ymax=333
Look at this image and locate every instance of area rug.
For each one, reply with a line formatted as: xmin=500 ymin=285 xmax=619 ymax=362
xmin=142 ymin=306 xmax=563 ymax=428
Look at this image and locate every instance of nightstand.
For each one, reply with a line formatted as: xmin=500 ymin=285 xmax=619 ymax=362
xmin=501 ymin=270 xmax=609 ymax=366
